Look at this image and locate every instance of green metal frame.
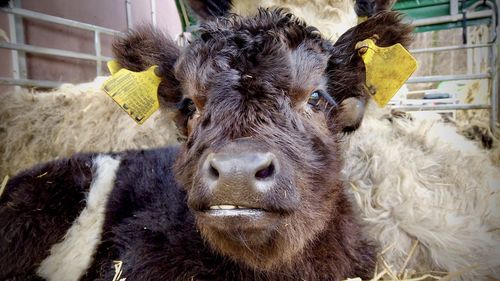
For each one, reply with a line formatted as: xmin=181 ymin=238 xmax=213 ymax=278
xmin=394 ymin=0 xmax=492 ymax=32
xmin=175 ymin=0 xmax=199 ymax=32
xmin=414 ymin=18 xmax=491 ymax=32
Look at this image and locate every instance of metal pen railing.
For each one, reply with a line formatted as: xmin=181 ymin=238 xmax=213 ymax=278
xmin=391 ymin=0 xmax=498 ymax=133
xmin=0 ymin=5 xmax=121 ymax=88
xmin=393 ymin=39 xmax=497 ymax=131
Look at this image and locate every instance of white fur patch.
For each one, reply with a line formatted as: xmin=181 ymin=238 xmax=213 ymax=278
xmin=37 ymin=155 xmax=121 ymax=281
xmin=343 ymin=103 xmax=500 ymax=280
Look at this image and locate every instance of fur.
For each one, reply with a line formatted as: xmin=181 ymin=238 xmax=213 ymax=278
xmin=187 ymin=0 xmax=232 ymax=19
xmin=36 ymin=155 xmax=121 ymax=281
xmin=345 ymin=104 xmax=500 ymax=280
xmin=231 ymin=0 xmax=358 ymax=42
xmin=0 ymin=154 xmax=96 ymax=279
xmin=0 ymin=78 xmax=179 ymax=179
xmin=355 ymin=0 xmax=397 ymax=17
xmin=1 ymin=144 xmax=372 ymax=281
xmin=192 ymin=0 xmax=396 ymax=43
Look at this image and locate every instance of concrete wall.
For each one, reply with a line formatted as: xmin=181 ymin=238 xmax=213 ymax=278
xmin=0 ymin=0 xmax=182 ymax=92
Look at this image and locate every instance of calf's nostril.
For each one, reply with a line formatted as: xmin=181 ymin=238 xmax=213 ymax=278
xmin=255 ymin=162 xmax=275 ymax=179
xmin=208 ymin=161 xmax=220 ymax=179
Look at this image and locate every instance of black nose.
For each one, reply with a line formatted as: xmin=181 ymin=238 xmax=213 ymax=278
xmin=201 ymin=151 xmax=279 ymax=194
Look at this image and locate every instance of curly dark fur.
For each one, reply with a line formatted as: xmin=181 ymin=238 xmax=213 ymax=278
xmin=187 ymin=0 xmax=232 ymax=19
xmin=355 ymin=0 xmax=397 ymax=17
xmin=0 ymin=155 xmax=95 ymax=279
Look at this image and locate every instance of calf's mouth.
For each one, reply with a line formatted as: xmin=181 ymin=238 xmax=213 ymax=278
xmin=207 ymin=204 xmax=266 ymax=215
xmin=196 ymin=203 xmax=283 ymax=231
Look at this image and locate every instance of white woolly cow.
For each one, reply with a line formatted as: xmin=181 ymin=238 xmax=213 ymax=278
xmin=344 ymin=106 xmax=500 ymax=279
xmin=0 ymin=79 xmax=178 ymax=178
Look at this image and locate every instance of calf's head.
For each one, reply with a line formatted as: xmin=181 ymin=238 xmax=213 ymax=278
xmin=113 ymin=9 xmax=412 ymax=270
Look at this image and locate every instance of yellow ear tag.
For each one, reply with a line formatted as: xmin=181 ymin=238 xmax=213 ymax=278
xmin=101 ymin=65 xmax=161 ymax=124
xmin=107 ymin=60 xmax=122 ymax=75
xmin=356 ymin=38 xmax=417 ymax=107
xmin=357 ymin=16 xmax=368 ymax=24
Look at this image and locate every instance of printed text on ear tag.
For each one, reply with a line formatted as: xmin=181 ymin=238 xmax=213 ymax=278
xmin=356 ymin=38 xmax=417 ymax=107
xmin=101 ymin=65 xmax=161 ymax=124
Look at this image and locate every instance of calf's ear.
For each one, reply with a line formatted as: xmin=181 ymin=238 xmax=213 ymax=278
xmin=326 ymin=11 xmax=413 ymax=133
xmin=112 ymin=25 xmax=183 ymax=109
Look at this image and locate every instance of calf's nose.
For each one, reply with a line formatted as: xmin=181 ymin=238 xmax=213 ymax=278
xmin=202 ymin=151 xmax=278 ymax=193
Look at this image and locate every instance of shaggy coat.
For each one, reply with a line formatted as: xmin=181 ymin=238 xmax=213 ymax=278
xmin=0 ymin=80 xmax=179 ymax=178
xmin=345 ymin=106 xmax=500 ymax=280
xmin=188 ymin=0 xmax=397 ymax=43
xmin=0 ymin=9 xmax=414 ymax=281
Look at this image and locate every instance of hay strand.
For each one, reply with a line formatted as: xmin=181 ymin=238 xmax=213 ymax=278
xmin=371 ymin=269 xmax=388 ymax=281
xmin=0 ymin=175 xmax=9 ymax=199
xmin=379 ymin=256 xmax=401 ymax=281
xmin=112 ymin=260 xmax=126 ymax=281
xmin=36 ymin=172 xmax=48 ymax=178
xmin=398 ymin=240 xmax=419 ymax=277
xmin=438 ymin=265 xmax=477 ymax=281
xmin=373 ymin=260 xmax=379 ymax=280
xmin=380 ymin=241 xmax=396 ymax=255
xmin=402 ymin=273 xmax=442 ymax=281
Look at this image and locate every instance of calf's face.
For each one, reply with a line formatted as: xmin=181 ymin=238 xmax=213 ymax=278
xmin=113 ymin=9 xmax=412 ymax=270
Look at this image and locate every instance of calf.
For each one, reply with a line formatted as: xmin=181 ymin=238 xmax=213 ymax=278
xmin=0 ymin=9 xmax=412 ymax=281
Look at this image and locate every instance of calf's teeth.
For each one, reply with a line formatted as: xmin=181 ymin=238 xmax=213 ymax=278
xmin=219 ymin=205 xmax=236 ymax=209
xmin=210 ymin=205 xmax=237 ymax=210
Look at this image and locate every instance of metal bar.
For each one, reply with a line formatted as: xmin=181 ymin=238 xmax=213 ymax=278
xmin=0 ymin=7 xmax=120 ymax=35
xmin=410 ymin=43 xmax=492 ymax=54
xmin=450 ymin=0 xmax=459 ymax=15
xmin=407 ymin=73 xmax=491 ymax=83
xmin=0 ymin=42 xmax=112 ymax=62
xmin=180 ymin=0 xmax=190 ymax=29
xmin=392 ymin=104 xmax=491 ymax=111
xmin=490 ymin=34 xmax=498 ymax=133
xmin=7 ymin=3 xmax=20 ymax=85
xmin=126 ymin=0 xmax=133 ymax=29
xmin=0 ymin=77 xmax=62 ymax=88
xmin=94 ymin=31 xmax=102 ymax=76
xmin=495 ymin=0 xmax=500 ymax=133
xmin=151 ymin=0 xmax=157 ymax=27
xmin=412 ymin=10 xmax=493 ymax=27
xmin=12 ymin=0 xmax=26 ymax=79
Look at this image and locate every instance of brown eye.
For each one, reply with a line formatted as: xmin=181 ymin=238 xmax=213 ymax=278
xmin=178 ymin=98 xmax=197 ymax=118
xmin=307 ymin=90 xmax=338 ymax=109
xmin=307 ymin=91 xmax=321 ymax=107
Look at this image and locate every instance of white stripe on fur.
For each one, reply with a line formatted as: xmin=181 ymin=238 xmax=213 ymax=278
xmin=37 ymin=155 xmax=121 ymax=281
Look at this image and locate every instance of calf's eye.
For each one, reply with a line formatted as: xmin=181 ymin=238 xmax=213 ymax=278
xmin=307 ymin=91 xmax=321 ymax=107
xmin=178 ymin=98 xmax=197 ymax=118
xmin=307 ymin=90 xmax=338 ymax=109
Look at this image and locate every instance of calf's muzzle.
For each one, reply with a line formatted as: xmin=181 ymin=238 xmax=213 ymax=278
xmin=201 ymin=149 xmax=279 ymax=199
